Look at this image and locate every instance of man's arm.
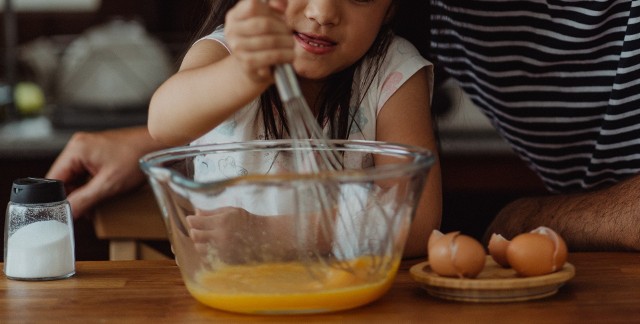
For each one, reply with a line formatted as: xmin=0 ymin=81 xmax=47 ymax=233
xmin=484 ymin=175 xmax=640 ymax=251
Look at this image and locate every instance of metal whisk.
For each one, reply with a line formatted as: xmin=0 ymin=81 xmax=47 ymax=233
xmin=273 ymin=64 xmax=343 ymax=172
xmin=272 ymin=64 xmax=359 ymax=272
xmin=273 ymin=63 xmax=397 ymax=278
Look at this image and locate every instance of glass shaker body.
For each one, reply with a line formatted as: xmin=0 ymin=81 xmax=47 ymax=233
xmin=4 ymin=178 xmax=75 ymax=280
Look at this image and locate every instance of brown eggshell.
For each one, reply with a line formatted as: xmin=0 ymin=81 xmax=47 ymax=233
xmin=488 ymin=233 xmax=511 ymax=268
xmin=428 ymin=231 xmax=459 ymax=277
xmin=427 ymin=229 xmax=444 ymax=252
xmin=530 ymin=226 xmax=568 ymax=272
xmin=506 ymin=229 xmax=568 ymax=277
xmin=429 ymin=232 xmax=486 ymax=278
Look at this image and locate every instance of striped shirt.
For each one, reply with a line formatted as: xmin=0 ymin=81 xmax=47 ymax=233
xmin=431 ymin=0 xmax=640 ymax=193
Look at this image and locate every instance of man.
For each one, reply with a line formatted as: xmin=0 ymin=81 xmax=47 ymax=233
xmin=430 ymin=0 xmax=640 ymax=250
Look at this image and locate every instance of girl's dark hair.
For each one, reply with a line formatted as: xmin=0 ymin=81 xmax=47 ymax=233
xmin=192 ymin=1 xmax=430 ymax=140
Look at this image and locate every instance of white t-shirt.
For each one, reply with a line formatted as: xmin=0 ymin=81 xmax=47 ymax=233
xmin=191 ymin=28 xmax=433 ymax=188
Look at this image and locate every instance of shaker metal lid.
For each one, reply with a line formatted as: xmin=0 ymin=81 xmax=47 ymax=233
xmin=10 ymin=178 xmax=67 ymax=204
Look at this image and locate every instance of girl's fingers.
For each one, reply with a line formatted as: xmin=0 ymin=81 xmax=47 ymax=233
xmin=229 ymin=33 xmax=293 ymax=53
xmin=187 ymin=214 xmax=226 ymax=231
xmin=256 ymin=67 xmax=271 ymax=79
xmin=186 ymin=215 xmax=206 ymax=229
xmin=190 ymin=228 xmax=224 ymax=243
xmin=226 ymin=0 xmax=288 ymax=40
xmin=267 ymin=0 xmax=287 ymax=13
xmin=224 ymin=0 xmax=292 ymax=82
xmin=227 ymin=0 xmax=284 ymax=23
xmin=194 ymin=242 xmax=209 ymax=255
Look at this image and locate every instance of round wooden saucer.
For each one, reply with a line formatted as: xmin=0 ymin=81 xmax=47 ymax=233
xmin=410 ymin=256 xmax=575 ymax=302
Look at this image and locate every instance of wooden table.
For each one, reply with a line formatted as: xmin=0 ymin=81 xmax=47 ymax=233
xmin=1 ymin=253 xmax=639 ymax=322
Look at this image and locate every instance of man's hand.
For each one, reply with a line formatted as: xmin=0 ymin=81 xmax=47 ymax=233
xmin=46 ymin=126 xmax=167 ymax=219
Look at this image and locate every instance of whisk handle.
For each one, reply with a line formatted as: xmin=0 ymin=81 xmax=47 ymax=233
xmin=274 ymin=64 xmax=302 ymax=102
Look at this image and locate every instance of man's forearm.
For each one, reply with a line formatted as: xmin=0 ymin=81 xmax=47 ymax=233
xmin=484 ymin=176 xmax=640 ymax=251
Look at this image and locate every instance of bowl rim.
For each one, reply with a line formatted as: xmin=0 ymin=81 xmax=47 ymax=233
xmin=139 ymin=139 xmax=434 ymax=189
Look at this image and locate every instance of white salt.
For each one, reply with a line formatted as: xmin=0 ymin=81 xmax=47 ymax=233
xmin=5 ymin=220 xmax=75 ymax=279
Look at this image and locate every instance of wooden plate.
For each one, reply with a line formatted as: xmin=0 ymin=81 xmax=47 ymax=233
xmin=410 ymin=256 xmax=575 ymax=302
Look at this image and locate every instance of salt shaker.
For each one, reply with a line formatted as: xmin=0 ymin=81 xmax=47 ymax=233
xmin=4 ymin=178 xmax=75 ymax=280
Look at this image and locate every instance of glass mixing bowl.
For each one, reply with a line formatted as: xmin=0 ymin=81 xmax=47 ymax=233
xmin=140 ymin=140 xmax=434 ymax=314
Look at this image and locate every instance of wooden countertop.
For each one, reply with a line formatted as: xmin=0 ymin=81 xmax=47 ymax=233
xmin=1 ymin=252 xmax=639 ymax=322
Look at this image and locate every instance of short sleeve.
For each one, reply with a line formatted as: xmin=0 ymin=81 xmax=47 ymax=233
xmin=375 ymin=37 xmax=433 ymax=113
xmin=193 ymin=25 xmax=230 ymax=53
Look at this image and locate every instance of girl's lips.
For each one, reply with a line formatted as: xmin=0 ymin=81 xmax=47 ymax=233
xmin=294 ymin=32 xmax=336 ymax=55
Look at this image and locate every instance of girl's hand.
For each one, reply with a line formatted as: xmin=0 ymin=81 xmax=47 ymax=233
xmin=224 ymin=0 xmax=294 ymax=83
xmin=187 ymin=207 xmax=296 ymax=264
xmin=187 ymin=207 xmax=253 ymax=263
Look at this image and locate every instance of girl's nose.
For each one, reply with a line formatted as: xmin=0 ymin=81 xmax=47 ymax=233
xmin=305 ymin=0 xmax=340 ymax=26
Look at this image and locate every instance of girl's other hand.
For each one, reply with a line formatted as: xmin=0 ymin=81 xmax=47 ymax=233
xmin=186 ymin=206 xmax=299 ymax=264
xmin=187 ymin=207 xmax=254 ymax=263
xmin=224 ymin=0 xmax=294 ymax=83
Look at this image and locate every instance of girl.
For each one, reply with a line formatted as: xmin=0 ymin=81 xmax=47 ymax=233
xmin=148 ymin=0 xmax=441 ymax=258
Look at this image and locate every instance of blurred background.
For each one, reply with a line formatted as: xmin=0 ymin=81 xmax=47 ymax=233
xmin=0 ymin=0 xmax=208 ymax=260
xmin=0 ymin=0 xmax=546 ymax=261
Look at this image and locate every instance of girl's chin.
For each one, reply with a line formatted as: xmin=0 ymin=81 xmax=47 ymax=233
xmin=292 ymin=66 xmax=333 ymax=81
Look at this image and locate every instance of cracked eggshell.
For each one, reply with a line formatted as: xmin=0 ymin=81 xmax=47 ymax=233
xmin=488 ymin=233 xmax=511 ymax=268
xmin=428 ymin=231 xmax=486 ymax=278
xmin=506 ymin=226 xmax=568 ymax=277
xmin=427 ymin=229 xmax=444 ymax=252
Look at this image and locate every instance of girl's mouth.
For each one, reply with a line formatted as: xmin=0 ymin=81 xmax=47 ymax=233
xmin=294 ymin=32 xmax=337 ymax=55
